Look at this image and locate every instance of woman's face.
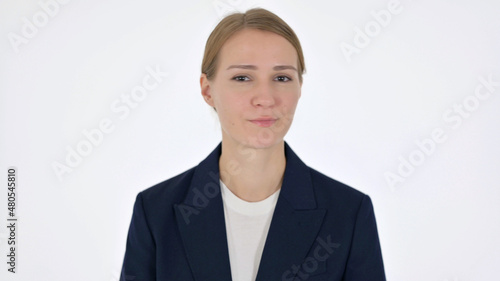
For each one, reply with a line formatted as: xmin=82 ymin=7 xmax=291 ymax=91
xmin=201 ymin=28 xmax=302 ymax=149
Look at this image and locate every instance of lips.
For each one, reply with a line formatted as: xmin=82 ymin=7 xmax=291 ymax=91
xmin=249 ymin=117 xmax=277 ymax=127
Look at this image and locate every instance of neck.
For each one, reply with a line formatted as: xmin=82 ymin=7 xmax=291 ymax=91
xmin=219 ymin=137 xmax=286 ymax=202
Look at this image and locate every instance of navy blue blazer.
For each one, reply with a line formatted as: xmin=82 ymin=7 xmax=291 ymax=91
xmin=120 ymin=141 xmax=386 ymax=281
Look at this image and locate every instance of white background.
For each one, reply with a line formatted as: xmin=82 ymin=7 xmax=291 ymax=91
xmin=1 ymin=0 xmax=500 ymax=280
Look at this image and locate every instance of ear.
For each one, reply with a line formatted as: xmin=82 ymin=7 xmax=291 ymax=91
xmin=298 ymin=80 xmax=302 ymax=99
xmin=200 ymin=73 xmax=215 ymax=108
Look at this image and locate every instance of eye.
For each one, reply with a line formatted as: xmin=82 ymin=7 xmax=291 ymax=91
xmin=232 ymin=75 xmax=250 ymax=82
xmin=275 ymin=76 xmax=292 ymax=82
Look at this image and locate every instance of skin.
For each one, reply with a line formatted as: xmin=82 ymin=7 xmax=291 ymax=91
xmin=200 ymin=28 xmax=302 ymax=202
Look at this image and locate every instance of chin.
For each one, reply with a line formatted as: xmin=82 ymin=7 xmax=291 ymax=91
xmin=223 ymin=126 xmax=286 ymax=149
xmin=244 ymin=133 xmax=284 ymax=149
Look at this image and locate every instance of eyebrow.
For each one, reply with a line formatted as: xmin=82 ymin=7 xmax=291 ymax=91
xmin=226 ymin=65 xmax=297 ymax=72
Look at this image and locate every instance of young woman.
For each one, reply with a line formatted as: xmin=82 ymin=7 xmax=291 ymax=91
xmin=120 ymin=8 xmax=386 ymax=281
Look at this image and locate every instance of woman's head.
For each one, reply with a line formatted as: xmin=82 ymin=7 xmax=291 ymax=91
xmin=200 ymin=8 xmax=305 ymax=149
xmin=201 ymin=8 xmax=305 ymax=84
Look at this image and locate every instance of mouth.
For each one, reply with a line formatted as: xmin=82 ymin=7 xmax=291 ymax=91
xmin=249 ymin=118 xmax=277 ymax=127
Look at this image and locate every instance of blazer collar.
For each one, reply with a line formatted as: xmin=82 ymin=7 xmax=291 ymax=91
xmin=174 ymin=141 xmax=326 ymax=281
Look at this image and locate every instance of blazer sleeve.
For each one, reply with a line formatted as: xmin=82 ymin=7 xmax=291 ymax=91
xmin=120 ymin=192 xmax=156 ymax=281
xmin=343 ymin=195 xmax=386 ymax=281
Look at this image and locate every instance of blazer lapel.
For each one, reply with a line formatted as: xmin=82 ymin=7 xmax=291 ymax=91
xmin=255 ymin=141 xmax=326 ymax=281
xmin=174 ymin=142 xmax=232 ymax=281
xmin=174 ymin=141 xmax=326 ymax=281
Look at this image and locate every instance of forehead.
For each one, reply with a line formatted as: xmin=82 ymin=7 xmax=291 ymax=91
xmin=218 ymin=29 xmax=298 ymax=66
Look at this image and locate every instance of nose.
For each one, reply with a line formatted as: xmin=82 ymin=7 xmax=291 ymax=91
xmin=252 ymin=81 xmax=276 ymax=108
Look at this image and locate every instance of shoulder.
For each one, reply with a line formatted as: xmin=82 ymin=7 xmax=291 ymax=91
xmin=304 ymin=166 xmax=380 ymax=238
xmin=137 ymin=166 xmax=196 ymax=207
xmin=307 ymin=166 xmax=370 ymax=212
xmin=284 ymin=141 xmax=368 ymax=208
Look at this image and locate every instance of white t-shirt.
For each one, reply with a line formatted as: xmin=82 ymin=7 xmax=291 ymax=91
xmin=220 ymin=179 xmax=280 ymax=281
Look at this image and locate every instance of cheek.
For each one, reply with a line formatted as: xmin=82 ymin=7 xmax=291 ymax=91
xmin=281 ymin=90 xmax=300 ymax=111
xmin=277 ymin=96 xmax=299 ymax=125
xmin=218 ymin=95 xmax=244 ymax=113
xmin=216 ymin=93 xmax=247 ymax=123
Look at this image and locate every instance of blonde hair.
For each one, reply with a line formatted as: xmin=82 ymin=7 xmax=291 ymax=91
xmin=201 ymin=8 xmax=306 ymax=84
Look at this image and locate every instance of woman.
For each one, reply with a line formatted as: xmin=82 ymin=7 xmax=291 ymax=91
xmin=120 ymin=8 xmax=386 ymax=281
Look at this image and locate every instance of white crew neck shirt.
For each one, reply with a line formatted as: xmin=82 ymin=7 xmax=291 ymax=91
xmin=220 ymin=179 xmax=281 ymax=281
